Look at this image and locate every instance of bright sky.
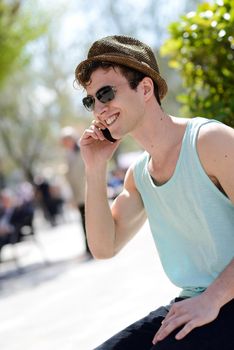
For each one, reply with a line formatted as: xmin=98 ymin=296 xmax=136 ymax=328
xmin=37 ymin=0 xmax=188 ymax=49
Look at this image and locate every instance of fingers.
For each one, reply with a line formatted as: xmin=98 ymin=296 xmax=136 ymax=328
xmin=175 ymin=320 xmax=196 ymax=340
xmin=152 ymin=314 xmax=189 ymax=344
xmin=91 ymin=119 xmax=108 ymax=138
xmin=92 ymin=124 xmax=106 ymax=141
xmin=152 ymin=301 xmax=193 ymax=344
xmin=80 ymin=123 xmax=106 ymax=145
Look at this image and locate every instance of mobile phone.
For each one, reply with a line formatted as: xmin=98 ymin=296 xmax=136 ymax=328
xmin=101 ymin=128 xmax=117 ymax=143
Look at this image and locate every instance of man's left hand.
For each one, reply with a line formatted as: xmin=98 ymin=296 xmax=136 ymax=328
xmin=152 ymin=294 xmax=220 ymax=345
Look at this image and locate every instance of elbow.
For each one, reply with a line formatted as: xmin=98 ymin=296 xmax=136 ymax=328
xmin=89 ymin=245 xmax=116 ymax=260
xmin=92 ymin=250 xmax=116 ymax=260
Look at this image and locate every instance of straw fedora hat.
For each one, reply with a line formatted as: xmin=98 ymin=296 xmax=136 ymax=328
xmin=75 ymin=35 xmax=168 ymax=100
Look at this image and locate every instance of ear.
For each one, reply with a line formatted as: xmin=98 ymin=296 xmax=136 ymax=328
xmin=141 ymin=77 xmax=154 ymax=101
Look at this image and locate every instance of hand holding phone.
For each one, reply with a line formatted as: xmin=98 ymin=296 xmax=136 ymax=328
xmin=101 ymin=128 xmax=117 ymax=143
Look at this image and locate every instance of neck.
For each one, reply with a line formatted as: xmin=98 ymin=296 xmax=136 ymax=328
xmin=130 ymin=100 xmax=189 ymax=164
xmin=131 ymin=106 xmax=171 ymax=155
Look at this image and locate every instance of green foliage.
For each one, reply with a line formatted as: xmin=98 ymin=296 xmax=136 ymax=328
xmin=0 ymin=0 xmax=47 ymax=88
xmin=0 ymin=70 xmax=56 ymax=183
xmin=161 ymin=0 xmax=234 ymax=127
xmin=0 ymin=1 xmax=50 ymax=182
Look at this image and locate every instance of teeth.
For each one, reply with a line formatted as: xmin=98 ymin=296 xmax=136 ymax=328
xmin=106 ymin=115 xmax=117 ymax=125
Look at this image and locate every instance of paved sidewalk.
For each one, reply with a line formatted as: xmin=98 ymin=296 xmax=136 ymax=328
xmin=0 ymin=210 xmax=179 ymax=350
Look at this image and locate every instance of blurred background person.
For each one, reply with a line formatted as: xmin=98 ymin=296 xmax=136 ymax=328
xmin=34 ymin=175 xmax=64 ymax=227
xmin=60 ymin=126 xmax=91 ymax=259
xmin=0 ymin=186 xmax=35 ymax=261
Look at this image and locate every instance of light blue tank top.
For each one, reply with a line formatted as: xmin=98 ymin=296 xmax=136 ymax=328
xmin=133 ymin=117 xmax=234 ymax=298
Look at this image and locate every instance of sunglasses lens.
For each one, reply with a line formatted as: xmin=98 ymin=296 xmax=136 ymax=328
xmin=82 ymin=96 xmax=94 ymax=111
xmin=96 ymin=86 xmax=115 ymax=103
xmin=82 ymin=86 xmax=115 ymax=112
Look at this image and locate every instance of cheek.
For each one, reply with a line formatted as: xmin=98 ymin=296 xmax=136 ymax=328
xmin=124 ymin=90 xmax=143 ymax=109
xmin=130 ymin=96 xmax=145 ymax=117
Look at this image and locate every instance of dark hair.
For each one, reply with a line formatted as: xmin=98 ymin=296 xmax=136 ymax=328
xmin=75 ymin=61 xmax=161 ymax=106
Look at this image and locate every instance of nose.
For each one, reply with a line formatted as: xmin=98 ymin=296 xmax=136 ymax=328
xmin=93 ymin=99 xmax=108 ymax=121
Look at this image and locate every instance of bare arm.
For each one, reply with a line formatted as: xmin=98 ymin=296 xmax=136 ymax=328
xmin=80 ymin=123 xmax=146 ymax=259
xmin=86 ymin=165 xmax=146 ymax=259
xmin=111 ymin=166 xmax=147 ymax=253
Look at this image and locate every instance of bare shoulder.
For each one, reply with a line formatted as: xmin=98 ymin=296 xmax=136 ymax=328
xmin=198 ymin=120 xmax=234 ymax=141
xmin=197 ymin=121 xmax=234 ymax=203
xmin=197 ymin=121 xmax=234 ymax=159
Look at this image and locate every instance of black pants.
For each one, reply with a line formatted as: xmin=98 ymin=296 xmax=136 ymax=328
xmin=95 ymin=298 xmax=234 ymax=349
xmin=78 ymin=204 xmax=91 ymax=255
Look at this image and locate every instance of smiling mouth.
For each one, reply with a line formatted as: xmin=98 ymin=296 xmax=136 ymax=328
xmin=105 ymin=114 xmax=118 ymax=126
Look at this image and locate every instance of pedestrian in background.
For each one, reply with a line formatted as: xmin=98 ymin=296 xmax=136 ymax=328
xmin=61 ymin=126 xmax=91 ymax=259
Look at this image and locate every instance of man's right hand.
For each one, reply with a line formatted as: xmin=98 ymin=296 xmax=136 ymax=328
xmin=79 ymin=121 xmax=120 ymax=169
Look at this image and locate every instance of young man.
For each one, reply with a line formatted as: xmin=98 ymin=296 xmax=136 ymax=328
xmin=75 ymin=35 xmax=234 ymax=349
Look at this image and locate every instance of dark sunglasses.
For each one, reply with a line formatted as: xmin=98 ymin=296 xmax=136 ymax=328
xmin=82 ymin=85 xmax=117 ymax=112
xmin=82 ymin=81 xmax=133 ymax=112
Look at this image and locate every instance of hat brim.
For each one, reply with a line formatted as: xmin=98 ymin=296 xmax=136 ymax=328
xmin=76 ymin=54 xmax=168 ymax=100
